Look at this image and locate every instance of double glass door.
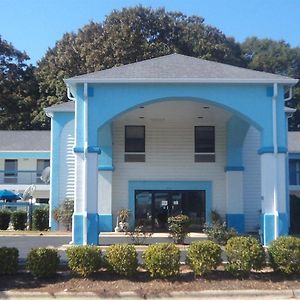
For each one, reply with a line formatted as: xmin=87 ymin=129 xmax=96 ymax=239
xmin=135 ymin=190 xmax=205 ymax=232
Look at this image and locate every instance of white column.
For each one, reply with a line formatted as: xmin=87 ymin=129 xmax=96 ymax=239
xmin=225 ymin=170 xmax=244 ymax=233
xmin=261 ymin=153 xmax=288 ymax=245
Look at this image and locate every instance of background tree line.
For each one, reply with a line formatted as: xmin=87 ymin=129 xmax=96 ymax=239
xmin=1 ymin=6 xmax=299 ymax=130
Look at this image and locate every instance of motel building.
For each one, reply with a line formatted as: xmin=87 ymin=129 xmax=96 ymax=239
xmin=44 ymin=54 xmax=299 ymax=246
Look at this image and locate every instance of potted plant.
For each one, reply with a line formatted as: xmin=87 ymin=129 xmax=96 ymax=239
xmin=118 ymin=209 xmax=130 ymax=232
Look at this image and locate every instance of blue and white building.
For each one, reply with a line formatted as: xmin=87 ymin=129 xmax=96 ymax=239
xmin=0 ymin=131 xmax=50 ymax=202
xmin=44 ymin=54 xmax=298 ymax=245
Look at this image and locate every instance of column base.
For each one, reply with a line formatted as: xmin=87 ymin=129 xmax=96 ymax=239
xmin=98 ymin=214 xmax=113 ymax=232
xmin=226 ymin=214 xmax=245 ymax=234
xmin=72 ymin=213 xmax=99 ymax=245
xmin=260 ymin=213 xmax=288 ymax=246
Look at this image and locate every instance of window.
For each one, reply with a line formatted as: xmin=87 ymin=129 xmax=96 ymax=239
xmin=36 ymin=159 xmax=50 ymax=183
xmin=4 ymin=159 xmax=18 ymax=183
xmin=125 ymin=126 xmax=145 ymax=162
xmin=194 ymin=126 xmax=215 ymax=162
xmin=290 ymin=159 xmax=300 ymax=185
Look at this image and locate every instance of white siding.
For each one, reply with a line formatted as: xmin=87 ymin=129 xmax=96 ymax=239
xmin=243 ymin=126 xmax=261 ymax=232
xmin=59 ymin=120 xmax=75 ymax=202
xmin=112 ymin=101 xmax=230 ymax=221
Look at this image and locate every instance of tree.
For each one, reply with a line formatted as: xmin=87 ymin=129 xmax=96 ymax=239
xmin=0 ymin=36 xmax=39 ymax=129
xmin=35 ymin=6 xmax=244 ymax=128
xmin=241 ymin=37 xmax=300 ymax=130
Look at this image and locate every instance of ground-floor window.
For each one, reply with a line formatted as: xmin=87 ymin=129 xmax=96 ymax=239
xmin=135 ymin=190 xmax=205 ymax=232
xmin=290 ymin=194 xmax=300 ymax=234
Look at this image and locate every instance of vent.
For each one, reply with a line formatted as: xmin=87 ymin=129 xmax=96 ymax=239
xmin=125 ymin=153 xmax=146 ymax=162
xmin=195 ymin=154 xmax=215 ymax=163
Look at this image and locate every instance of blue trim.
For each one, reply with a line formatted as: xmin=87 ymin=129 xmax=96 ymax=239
xmin=73 ymin=213 xmax=83 ymax=245
xmin=0 ymin=152 xmax=50 ymax=159
xmin=98 ymin=123 xmax=113 ymax=170
xmin=261 ymin=213 xmax=288 ymax=246
xmin=226 ymin=214 xmax=245 ymax=233
xmin=87 ymin=146 xmax=101 ymax=154
xmin=224 ymin=166 xmax=244 ymax=172
xmin=98 ymin=166 xmax=114 ymax=171
xmin=73 ymin=147 xmax=84 ymax=153
xmin=73 ymin=213 xmax=99 ymax=245
xmin=226 ymin=116 xmax=249 ymax=168
xmin=289 ymin=153 xmax=300 ymax=160
xmin=258 ymin=146 xmax=288 ymax=155
xmin=128 ymin=180 xmax=212 ymax=229
xmin=50 ymin=112 xmax=74 ymax=231
xmin=98 ymin=214 xmax=112 ymax=232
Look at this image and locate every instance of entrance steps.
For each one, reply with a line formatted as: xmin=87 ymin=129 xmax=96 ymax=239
xmin=99 ymin=232 xmax=207 ymax=245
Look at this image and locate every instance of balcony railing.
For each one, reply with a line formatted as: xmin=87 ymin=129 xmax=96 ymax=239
xmin=0 ymin=171 xmax=48 ymax=185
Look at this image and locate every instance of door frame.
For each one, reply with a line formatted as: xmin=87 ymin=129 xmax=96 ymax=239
xmin=128 ymin=181 xmax=212 ymax=229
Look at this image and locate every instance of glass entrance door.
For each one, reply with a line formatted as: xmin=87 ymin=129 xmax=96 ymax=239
xmin=135 ymin=190 xmax=206 ymax=232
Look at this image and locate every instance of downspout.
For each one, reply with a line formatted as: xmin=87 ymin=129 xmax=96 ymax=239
xmin=83 ymin=83 xmax=88 ymax=245
xmin=272 ymin=83 xmax=279 ymax=240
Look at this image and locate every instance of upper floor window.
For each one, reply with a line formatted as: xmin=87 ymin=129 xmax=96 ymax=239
xmin=4 ymin=159 xmax=18 ymax=183
xmin=125 ymin=126 xmax=145 ymax=162
xmin=194 ymin=126 xmax=215 ymax=162
xmin=290 ymin=159 xmax=300 ymax=185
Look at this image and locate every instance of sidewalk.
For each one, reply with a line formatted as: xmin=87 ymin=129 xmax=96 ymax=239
xmin=0 ymin=289 xmax=299 ymax=299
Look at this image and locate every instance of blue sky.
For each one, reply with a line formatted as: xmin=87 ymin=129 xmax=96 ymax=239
xmin=1 ymin=0 xmax=299 ymax=65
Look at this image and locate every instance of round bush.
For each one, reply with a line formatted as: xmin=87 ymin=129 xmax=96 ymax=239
xmin=66 ymin=245 xmax=102 ymax=277
xmin=186 ymin=240 xmax=221 ymax=276
xmin=0 ymin=247 xmax=19 ymax=275
xmin=11 ymin=210 xmax=27 ymax=230
xmin=105 ymin=244 xmax=138 ymax=276
xmin=143 ymin=243 xmax=180 ymax=278
xmin=26 ymin=248 xmax=59 ymax=278
xmin=268 ymin=236 xmax=300 ymax=274
xmin=32 ymin=207 xmax=49 ymax=231
xmin=0 ymin=209 xmax=11 ymax=230
xmin=225 ymin=236 xmax=265 ymax=277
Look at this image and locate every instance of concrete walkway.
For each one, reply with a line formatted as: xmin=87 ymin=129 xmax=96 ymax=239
xmin=0 ymin=289 xmax=299 ymax=299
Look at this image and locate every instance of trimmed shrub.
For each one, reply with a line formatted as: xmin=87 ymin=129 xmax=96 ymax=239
xmin=32 ymin=207 xmax=49 ymax=231
xmin=66 ymin=245 xmax=101 ymax=277
xmin=268 ymin=236 xmax=300 ymax=274
xmin=0 ymin=247 xmax=19 ymax=275
xmin=225 ymin=236 xmax=265 ymax=277
xmin=0 ymin=209 xmax=11 ymax=230
xmin=186 ymin=240 xmax=221 ymax=276
xmin=26 ymin=248 xmax=59 ymax=278
xmin=143 ymin=243 xmax=180 ymax=278
xmin=105 ymin=244 xmax=138 ymax=276
xmin=11 ymin=210 xmax=27 ymax=230
xmin=168 ymin=214 xmax=190 ymax=244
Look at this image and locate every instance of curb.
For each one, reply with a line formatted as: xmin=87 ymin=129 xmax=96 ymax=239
xmin=0 ymin=289 xmax=299 ymax=299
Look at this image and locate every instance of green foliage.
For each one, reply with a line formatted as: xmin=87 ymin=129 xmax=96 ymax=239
xmin=0 ymin=209 xmax=11 ymax=230
xmin=225 ymin=236 xmax=265 ymax=277
xmin=11 ymin=210 xmax=27 ymax=230
xmin=66 ymin=246 xmax=102 ymax=277
xmin=0 ymin=247 xmax=19 ymax=275
xmin=105 ymin=244 xmax=138 ymax=276
xmin=53 ymin=199 xmax=74 ymax=230
xmin=186 ymin=240 xmax=221 ymax=276
xmin=143 ymin=243 xmax=180 ymax=278
xmin=203 ymin=212 xmax=237 ymax=246
xmin=268 ymin=236 xmax=300 ymax=274
xmin=168 ymin=214 xmax=190 ymax=244
xmin=32 ymin=207 xmax=49 ymax=231
xmin=26 ymin=248 xmax=59 ymax=278
xmin=0 ymin=36 xmax=39 ymax=129
xmin=126 ymin=225 xmax=153 ymax=245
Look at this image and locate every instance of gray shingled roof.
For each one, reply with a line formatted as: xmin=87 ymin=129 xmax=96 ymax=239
xmin=44 ymin=101 xmax=74 ymax=114
xmin=0 ymin=131 xmax=50 ymax=151
xmin=65 ymin=54 xmax=297 ymax=84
